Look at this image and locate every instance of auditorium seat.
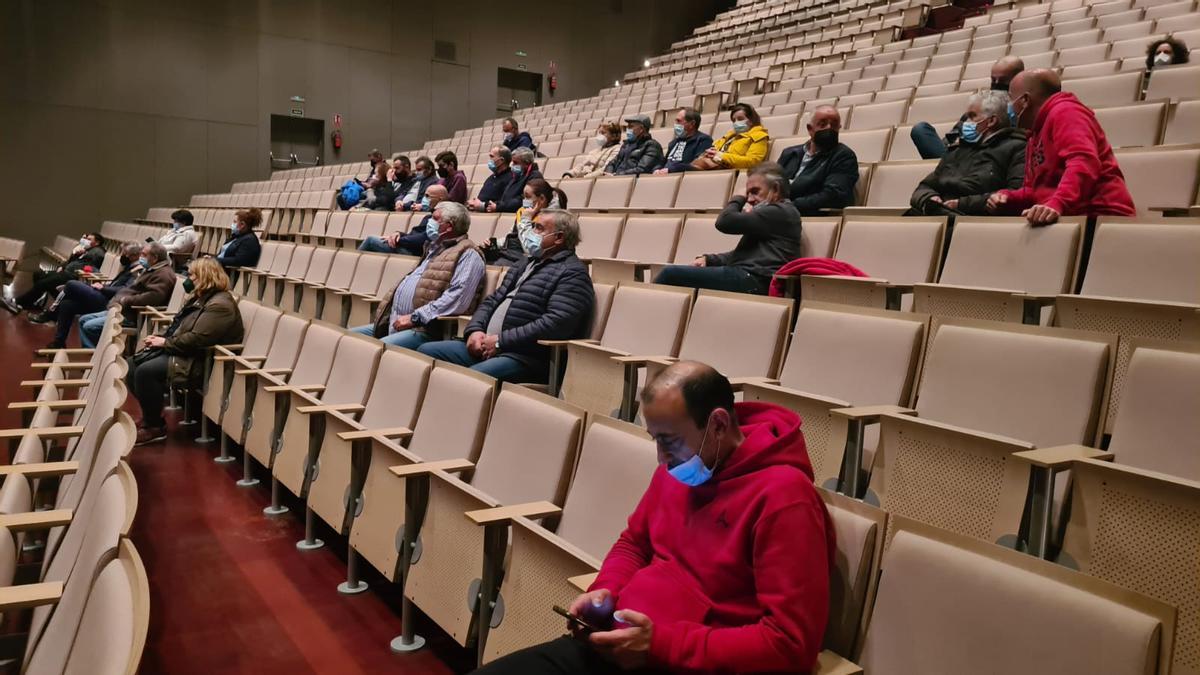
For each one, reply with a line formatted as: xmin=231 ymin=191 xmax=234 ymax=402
xmin=220 ymin=313 xmax=309 ymax=449
xmin=302 ymin=249 xmax=359 ymax=320
xmin=345 ymin=254 xmax=420 ymax=329
xmin=328 ymin=254 xmax=387 ymax=326
xmin=235 ymin=241 xmax=284 ymax=295
xmin=320 ymin=211 xmax=349 ymax=248
xmin=847 ymin=99 xmax=907 ymax=130
xmin=282 ymin=246 xmax=335 ymax=313
xmin=401 ymin=385 xmax=585 ymax=648
xmin=589 ymin=214 xmax=683 ymax=284
xmin=257 ymin=244 xmax=315 ymax=305
xmin=741 ymin=303 xmax=927 ymax=490
xmin=480 ymin=415 xmax=658 ymax=663
xmin=1164 ymin=99 xmax=1200 ymax=145
xmin=205 ymin=303 xmax=281 ymax=435
xmin=626 ymin=173 xmax=681 ymax=210
xmin=1145 ymin=64 xmax=1200 ymax=101
xmin=799 ymin=216 xmax=946 ymax=310
xmin=587 ymin=176 xmax=636 ymax=209
xmin=853 ymin=518 xmax=1173 ymax=675
xmin=1093 ymin=101 xmax=1168 ymax=147
xmin=348 ymin=362 xmax=497 ymax=585
xmin=673 ymin=170 xmax=735 ymax=210
xmin=857 ymin=160 xmax=939 ymax=209
xmin=1062 ymin=72 xmax=1144 ymax=107
xmin=1112 ymin=145 xmax=1200 ymax=216
xmin=886 ymin=122 xmax=954 ymax=160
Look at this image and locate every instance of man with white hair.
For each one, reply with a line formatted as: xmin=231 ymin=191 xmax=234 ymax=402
xmin=909 ymin=89 xmax=1027 ymax=216
xmin=349 ymin=201 xmax=486 ymax=349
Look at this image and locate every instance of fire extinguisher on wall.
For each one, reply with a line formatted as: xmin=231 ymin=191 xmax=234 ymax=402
xmin=549 ymin=61 xmax=558 ymax=96
xmin=331 ymin=113 xmax=343 ymax=154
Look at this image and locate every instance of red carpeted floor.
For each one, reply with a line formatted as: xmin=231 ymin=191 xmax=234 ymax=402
xmin=0 ymin=310 xmax=475 ymax=674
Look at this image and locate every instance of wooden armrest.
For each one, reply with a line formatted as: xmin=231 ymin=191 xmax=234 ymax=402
xmin=20 ymin=379 xmax=90 ymax=388
xmin=0 ymin=509 xmax=73 ymax=531
xmin=388 ymin=458 xmax=475 ymax=478
xmin=538 ymin=339 xmax=598 ymax=347
xmin=0 ymin=461 xmax=79 ymax=478
xmin=1012 ymin=444 xmax=1111 ymax=470
xmin=465 ymin=501 xmax=562 ymax=525
xmin=234 ymin=367 xmax=291 ymax=376
xmin=31 ymin=362 xmax=91 ymax=371
xmin=611 ymin=355 xmax=675 ymax=366
xmin=337 ymin=426 xmax=413 ymax=442
xmin=728 ymin=376 xmax=779 ymax=391
xmin=567 ymin=573 xmax=599 ymax=593
xmin=0 ymin=582 xmax=63 ymax=611
xmin=814 ymin=650 xmax=864 ymax=675
xmin=35 ymin=348 xmax=94 ymax=356
xmin=215 ymin=355 xmax=264 ymax=363
xmin=263 ymin=384 xmax=325 ymax=393
xmin=296 ymin=403 xmax=365 ymax=415
xmin=830 ymin=405 xmax=916 ymax=423
xmin=330 ymin=289 xmax=353 ymax=296
xmin=215 ymin=343 xmax=244 ymax=352
xmin=0 ymin=426 xmax=84 ymax=441
xmin=8 ymin=399 xmax=86 ymax=411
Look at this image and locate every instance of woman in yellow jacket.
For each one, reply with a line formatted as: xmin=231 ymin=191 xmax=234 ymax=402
xmin=700 ymin=103 xmax=770 ymax=170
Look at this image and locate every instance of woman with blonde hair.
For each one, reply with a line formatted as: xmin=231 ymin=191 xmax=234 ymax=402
xmin=129 ymin=256 xmax=244 ymax=445
xmin=563 ymin=122 xmax=623 ymax=178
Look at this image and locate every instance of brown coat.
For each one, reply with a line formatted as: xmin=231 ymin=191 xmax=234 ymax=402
xmin=162 ymin=290 xmax=244 ymax=384
xmin=372 ymin=235 xmax=484 ymax=337
xmin=113 ymin=261 xmax=175 ymax=321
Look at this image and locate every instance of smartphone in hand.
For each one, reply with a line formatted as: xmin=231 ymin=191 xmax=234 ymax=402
xmin=553 ymin=605 xmax=606 ymax=634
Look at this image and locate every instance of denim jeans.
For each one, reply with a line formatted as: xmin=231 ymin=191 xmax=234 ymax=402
xmin=54 ymin=280 xmax=109 ymax=345
xmin=653 ymin=264 xmax=767 ymax=295
xmin=79 ymin=310 xmax=108 ymax=349
xmin=417 ymin=339 xmax=546 ymax=383
xmin=910 ymin=122 xmax=948 ymax=160
xmin=349 ymin=323 xmax=435 ymax=350
xmin=358 ymin=236 xmax=403 ymax=254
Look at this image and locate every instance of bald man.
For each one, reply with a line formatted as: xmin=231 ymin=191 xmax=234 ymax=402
xmin=471 ymin=361 xmax=833 ymax=675
xmin=911 ymin=56 xmax=1026 ymax=159
xmin=777 ymin=106 xmax=860 ymax=214
xmin=987 ymin=69 xmax=1135 ymax=225
xmin=358 ymin=183 xmax=450 ymax=255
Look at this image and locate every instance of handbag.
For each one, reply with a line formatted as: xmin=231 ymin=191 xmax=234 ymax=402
xmin=130 ymin=347 xmax=163 ymax=366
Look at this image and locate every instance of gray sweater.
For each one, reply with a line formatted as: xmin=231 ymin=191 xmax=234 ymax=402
xmin=704 ymin=197 xmax=803 ymax=280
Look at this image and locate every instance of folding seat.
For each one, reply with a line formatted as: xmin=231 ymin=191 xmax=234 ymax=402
xmin=1060 ymin=60 xmax=1120 ymax=79
xmin=574 ymin=215 xmax=625 ymax=261
xmin=861 ymin=62 xmax=895 ymax=79
xmin=468 ymin=213 xmax=500 ymax=245
xmin=848 ymin=518 xmax=1173 ymax=675
xmin=589 ymin=214 xmax=683 ymax=284
xmin=328 ymin=252 xmax=387 ymax=326
xmin=831 ymin=127 xmax=891 ymax=164
xmin=761 ymin=113 xmax=800 ymax=136
xmin=891 ymin=57 xmax=930 ymax=76
xmin=912 ymin=217 xmax=1083 ymax=336
xmin=626 ymin=173 xmax=681 ymax=210
xmin=1113 ymin=145 xmax=1200 ymax=216
xmin=478 ymin=415 xmax=658 ymax=662
xmin=1055 ymin=43 xmax=1112 ymax=68
xmin=320 ymin=210 xmax=349 ymax=247
xmin=905 ymin=91 xmax=971 ymax=125
xmin=1144 ymin=0 xmax=1196 ymax=20
xmin=397 ymin=385 xmax=585 ymax=649
xmin=234 ymin=241 xmax=282 ymax=295
xmin=333 ymin=211 xmax=369 ymax=249
xmin=672 ymin=170 xmax=735 ymax=210
xmin=800 ymin=216 xmax=945 ymax=310
xmin=927 ymin=52 xmax=967 ymax=71
xmin=920 ymin=65 xmax=963 ymax=86
xmin=1093 ymin=101 xmax=1168 ymax=147
xmin=1063 ymin=71 xmax=1144 ymax=107
xmin=1164 ymin=99 xmax=1200 ymax=145
xmin=1103 ymin=19 xmax=1156 ymax=42
xmin=857 ymin=159 xmax=939 ymax=209
xmin=301 ymin=249 xmax=360 ymax=320
xmin=220 ymin=313 xmax=309 ymax=449
xmin=359 ymin=212 xmax=389 ymax=241
xmin=741 ymin=303 xmax=927 ymax=490
xmin=254 ymin=244 xmax=314 ymax=305
xmin=846 ymin=99 xmax=905 ymax=131
xmin=882 ymin=70 xmax=923 ymax=91
xmin=1096 ymin=7 xmax=1146 ymax=30
xmin=298 ymin=210 xmax=330 ymax=246
xmin=1008 ymin=39 xmax=1056 ymax=59
xmin=552 ymin=283 xmax=693 ymax=419
xmin=1155 ymin=10 xmax=1200 ymax=32
xmin=1145 ymin=63 xmax=1200 ymax=101
xmin=204 ymin=303 xmax=280 ymax=442
xmin=847 ymin=319 xmax=1113 ymax=551
xmin=556 ymin=177 xmax=594 ymax=207
xmin=818 ymin=81 xmax=853 ymax=99
xmin=278 ymin=245 xmax=334 ymax=314
xmin=585 ymin=175 xmax=636 ymax=209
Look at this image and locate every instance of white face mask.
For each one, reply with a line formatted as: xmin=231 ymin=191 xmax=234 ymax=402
xmin=1154 ymin=52 xmax=1172 ymax=66
xmin=230 ymin=222 xmax=239 ymax=234
xmin=595 ymin=134 xmax=607 ymax=147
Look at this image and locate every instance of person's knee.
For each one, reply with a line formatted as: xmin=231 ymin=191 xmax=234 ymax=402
xmin=349 ymin=324 xmax=374 ymax=337
xmin=653 ymin=265 xmax=686 ymax=285
xmin=910 ymin=121 xmax=934 ymax=139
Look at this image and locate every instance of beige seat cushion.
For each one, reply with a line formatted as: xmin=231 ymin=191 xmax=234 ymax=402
xmin=471 ymin=390 xmax=582 ymax=507
xmin=602 ymin=285 xmax=691 ymax=356
xmin=680 ymin=294 xmax=789 ymax=378
xmin=1109 ymin=347 xmax=1200 ymax=481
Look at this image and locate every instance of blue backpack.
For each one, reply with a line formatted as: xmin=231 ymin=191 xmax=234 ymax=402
xmin=338 ymin=180 xmax=364 ymax=209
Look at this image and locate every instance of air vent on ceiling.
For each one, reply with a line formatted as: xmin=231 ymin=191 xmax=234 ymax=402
xmin=434 ymin=40 xmax=457 ymax=62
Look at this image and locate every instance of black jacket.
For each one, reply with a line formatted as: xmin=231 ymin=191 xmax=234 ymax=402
xmin=369 ymin=177 xmax=405 ymax=210
xmin=497 ymin=167 xmax=542 ymax=213
xmin=605 ymin=135 xmax=665 ymax=175
xmin=465 ymin=249 xmax=594 ymax=370
xmin=778 ymin=142 xmax=860 ymax=215
xmin=477 ymin=167 xmax=514 ymax=206
xmin=910 ymin=128 xmax=1027 ymax=215
xmin=704 ymin=197 xmax=803 ymax=285
xmin=63 ymin=247 xmax=106 ymax=275
xmin=215 ymin=231 xmax=261 ymax=269
xmin=662 ymin=132 xmax=715 ymax=172
xmin=504 ymin=131 xmax=535 ymax=152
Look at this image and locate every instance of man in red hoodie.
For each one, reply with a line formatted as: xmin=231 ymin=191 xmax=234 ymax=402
xmin=473 ymin=361 xmax=833 ymax=674
xmin=987 ymin=69 xmax=1136 ymax=225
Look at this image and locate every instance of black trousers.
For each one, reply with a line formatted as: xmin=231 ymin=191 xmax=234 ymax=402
xmin=128 ymin=353 xmax=169 ymax=428
xmin=16 ymin=270 xmax=74 ymax=309
xmin=470 ymin=636 xmax=661 ymax=675
xmin=53 ymin=280 xmax=109 ymax=344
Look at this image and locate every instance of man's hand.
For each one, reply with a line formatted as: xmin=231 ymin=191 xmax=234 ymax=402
xmin=392 ymin=315 xmax=413 ymax=332
xmin=692 ymin=256 xmax=707 ymax=267
xmin=568 ymin=589 xmax=612 ymax=638
xmin=590 ymin=610 xmax=653 ymax=669
xmin=943 ymin=198 xmax=959 ymax=210
xmin=652 ymin=168 xmax=668 ymax=175
xmin=986 ymin=191 xmax=1008 ymax=213
xmin=485 ymin=201 xmax=497 ymax=213
xmin=409 ymin=202 xmax=423 ymax=212
xmin=467 ymin=198 xmax=483 ymax=211
xmin=928 ymin=195 xmax=943 ymax=204
xmin=480 ymin=334 xmax=499 ymax=359
xmin=466 ymin=331 xmax=488 ymax=359
xmin=144 ymin=335 xmax=166 ymax=349
xmin=1022 ymin=204 xmax=1060 ymax=227
xmin=386 ymin=232 xmax=402 ymax=248
xmin=91 ymin=282 xmax=104 ymax=290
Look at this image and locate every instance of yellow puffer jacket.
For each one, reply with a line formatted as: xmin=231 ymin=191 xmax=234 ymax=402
xmin=714 ymin=125 xmax=770 ymax=169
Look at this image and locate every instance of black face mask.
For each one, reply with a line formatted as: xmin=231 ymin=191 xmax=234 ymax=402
xmin=437 ymin=167 xmax=450 ymax=179
xmin=990 ymin=79 xmax=1009 ymax=92
xmin=813 ymin=128 xmax=839 ymax=152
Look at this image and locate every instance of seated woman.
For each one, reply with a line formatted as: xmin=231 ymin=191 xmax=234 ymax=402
xmin=563 ymin=122 xmax=623 ymax=179
xmin=128 ymin=257 xmax=244 ymax=446
xmin=695 ymin=103 xmax=770 ymax=171
xmin=1146 ymin=37 xmax=1189 ymax=72
xmin=491 ymin=178 xmax=569 ymax=266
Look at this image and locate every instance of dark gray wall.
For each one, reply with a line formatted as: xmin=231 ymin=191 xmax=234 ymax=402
xmin=0 ymin=0 xmax=729 ymax=248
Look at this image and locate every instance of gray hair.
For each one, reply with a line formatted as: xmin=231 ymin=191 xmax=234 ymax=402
xmin=121 ymin=241 xmax=143 ymax=258
xmin=144 ymin=241 xmax=168 ymax=263
xmin=537 ymin=208 xmax=582 ymax=250
xmin=972 ymin=90 xmax=1011 ymax=128
xmin=511 ymin=147 xmax=535 ymax=165
xmin=435 ymin=201 xmax=471 ymax=235
xmin=749 ymin=162 xmax=789 ymax=200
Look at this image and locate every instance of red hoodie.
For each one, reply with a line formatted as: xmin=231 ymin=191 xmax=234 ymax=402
xmin=997 ymin=92 xmax=1136 ymax=218
xmin=590 ymin=402 xmax=834 ymax=674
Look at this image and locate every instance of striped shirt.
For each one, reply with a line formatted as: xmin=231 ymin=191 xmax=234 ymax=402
xmin=389 ymin=240 xmax=486 ymax=331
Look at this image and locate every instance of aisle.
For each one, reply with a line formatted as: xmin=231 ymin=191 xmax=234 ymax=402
xmin=0 ymin=311 xmax=472 ymax=674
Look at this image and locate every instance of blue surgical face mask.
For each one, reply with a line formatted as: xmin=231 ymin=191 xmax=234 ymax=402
xmin=425 ymin=217 xmax=441 ymax=241
xmin=666 ymin=421 xmax=717 ymax=487
xmin=503 ymin=132 xmax=514 ymax=142
xmin=960 ymin=120 xmax=980 ymax=144
xmin=230 ymin=222 xmax=239 ymax=234
xmin=420 ymin=196 xmax=431 ymax=210
xmin=172 ymin=221 xmax=182 ymax=230
xmin=487 ymin=159 xmax=497 ymax=172
xmin=625 ymin=129 xmax=635 ymax=142
xmin=512 ymin=164 xmax=524 ymax=177
xmin=138 ymin=256 xmax=149 ymax=267
xmin=674 ymin=123 xmax=685 ymax=138
xmin=1007 ymin=100 xmax=1022 ymax=128
xmin=521 ymin=228 xmax=544 ymax=257
xmin=733 ymin=120 xmax=750 ymax=134
xmin=521 ymin=198 xmax=534 ymax=210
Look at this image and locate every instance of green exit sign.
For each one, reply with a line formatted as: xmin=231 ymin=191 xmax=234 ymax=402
xmin=515 ymin=50 xmax=527 ymax=57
